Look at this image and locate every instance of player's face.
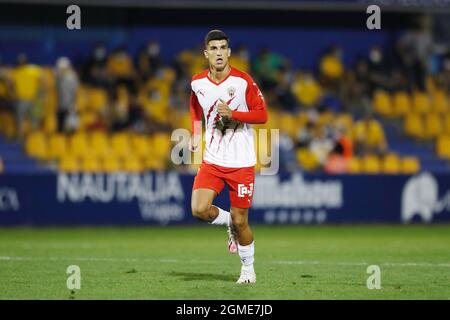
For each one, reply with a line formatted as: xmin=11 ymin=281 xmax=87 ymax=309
xmin=204 ymin=39 xmax=231 ymax=71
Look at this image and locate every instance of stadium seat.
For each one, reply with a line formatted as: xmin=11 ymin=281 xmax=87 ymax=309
xmin=69 ymin=132 xmax=90 ymax=158
xmin=81 ymin=155 xmax=102 ymax=172
xmin=412 ymin=91 xmax=431 ymax=114
xmin=59 ymin=155 xmax=79 ymax=172
xmin=102 ymin=156 xmax=121 ymax=173
xmin=423 ymin=113 xmax=443 ymax=139
xmin=432 ymin=90 xmax=449 ymax=114
xmin=76 ymin=85 xmax=90 ymax=112
xmin=362 ymin=155 xmax=381 ymax=174
xmin=48 ymin=134 xmax=68 ymax=160
xmin=443 ymin=114 xmax=450 ymax=135
xmin=150 ymin=133 xmax=172 ymax=160
xmin=347 ymin=157 xmax=361 ymax=174
xmin=25 ymin=131 xmax=49 ymax=160
xmin=382 ymin=153 xmax=401 ymax=174
xmin=131 ymin=134 xmax=151 ymax=159
xmin=373 ymin=90 xmax=392 ymax=117
xmin=392 ymin=91 xmax=411 ymax=117
xmin=436 ymin=135 xmax=450 ymax=159
xmin=43 ymin=113 xmax=57 ymax=135
xmin=123 ymin=155 xmax=144 ymax=172
xmin=279 ymin=113 xmax=297 ymax=138
xmin=90 ymin=132 xmax=110 ymax=158
xmin=404 ymin=113 xmax=424 ymax=138
xmin=336 ymin=113 xmax=353 ymax=130
xmin=111 ymin=133 xmax=131 ymax=159
xmin=401 ymin=156 xmax=420 ymax=174
xmin=296 ymin=149 xmax=319 ymax=171
xmin=88 ymin=88 xmax=108 ymax=112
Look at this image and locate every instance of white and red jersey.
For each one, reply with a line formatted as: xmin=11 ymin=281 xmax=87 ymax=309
xmin=190 ymin=66 xmax=268 ymax=168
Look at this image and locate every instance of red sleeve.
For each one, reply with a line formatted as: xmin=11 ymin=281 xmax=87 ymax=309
xmin=231 ymin=75 xmax=268 ymax=124
xmin=190 ymin=90 xmax=203 ymax=135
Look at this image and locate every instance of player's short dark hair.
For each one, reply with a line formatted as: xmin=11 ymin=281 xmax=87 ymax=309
xmin=204 ymin=30 xmax=229 ymax=48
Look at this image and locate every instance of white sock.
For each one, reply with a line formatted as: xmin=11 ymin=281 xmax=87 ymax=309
xmin=210 ymin=206 xmax=231 ymax=226
xmin=238 ymin=241 xmax=255 ymax=273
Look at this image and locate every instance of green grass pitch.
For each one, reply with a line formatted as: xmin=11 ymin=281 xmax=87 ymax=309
xmin=0 ymin=225 xmax=449 ymax=299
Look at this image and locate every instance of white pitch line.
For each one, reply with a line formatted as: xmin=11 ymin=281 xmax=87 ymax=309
xmin=1 ymin=256 xmax=450 ymax=268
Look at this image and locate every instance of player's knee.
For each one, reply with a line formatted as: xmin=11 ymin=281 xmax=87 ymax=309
xmin=191 ymin=203 xmax=211 ymax=220
xmin=231 ymin=211 xmax=248 ymax=230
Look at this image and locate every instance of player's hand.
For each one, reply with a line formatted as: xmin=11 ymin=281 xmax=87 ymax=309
xmin=217 ymin=99 xmax=232 ymax=119
xmin=189 ymin=134 xmax=201 ymax=153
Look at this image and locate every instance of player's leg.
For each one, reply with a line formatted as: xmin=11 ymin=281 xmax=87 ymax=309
xmin=191 ymin=163 xmax=231 ymax=224
xmin=226 ymin=166 xmax=256 ymax=284
xmin=191 ymin=188 xmax=221 ymax=222
xmin=231 ymin=207 xmax=256 ymax=284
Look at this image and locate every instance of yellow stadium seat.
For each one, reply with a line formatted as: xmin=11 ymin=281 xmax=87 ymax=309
xmin=404 ymin=113 xmax=424 ymax=138
xmin=382 ymin=153 xmax=401 ymax=174
xmin=81 ymin=155 xmax=102 ymax=172
xmin=43 ymin=114 xmax=57 ymax=134
xmin=76 ymin=85 xmax=90 ymax=112
xmin=48 ymin=134 xmax=68 ymax=160
xmin=69 ymin=132 xmax=90 ymax=158
xmin=132 ymin=134 xmax=151 ymax=159
xmin=90 ymin=131 xmax=110 ymax=157
xmin=401 ymin=156 xmax=420 ymax=174
xmin=296 ymin=149 xmax=319 ymax=171
xmin=423 ymin=113 xmax=443 ymax=139
xmin=392 ymin=91 xmax=411 ymax=117
xmin=150 ymin=132 xmax=172 ymax=160
xmin=79 ymin=111 xmax=98 ymax=130
xmin=336 ymin=113 xmax=353 ymax=130
xmin=373 ymin=90 xmax=392 ymax=117
xmin=89 ymin=88 xmax=108 ymax=112
xmin=432 ymin=90 xmax=449 ymax=114
xmin=265 ymin=109 xmax=280 ymax=130
xmin=362 ymin=155 xmax=381 ymax=174
xmin=347 ymin=157 xmax=361 ymax=174
xmin=144 ymin=157 xmax=166 ymax=170
xmin=436 ymin=135 xmax=450 ymax=159
xmin=59 ymin=155 xmax=79 ymax=172
xmin=279 ymin=113 xmax=297 ymax=138
xmin=443 ymin=114 xmax=450 ymax=135
xmin=412 ymin=91 xmax=431 ymax=114
xmin=102 ymin=156 xmax=121 ymax=173
xmin=123 ymin=155 xmax=144 ymax=173
xmin=318 ymin=112 xmax=334 ymax=126
xmin=25 ymin=131 xmax=49 ymax=160
xmin=111 ymin=133 xmax=131 ymax=159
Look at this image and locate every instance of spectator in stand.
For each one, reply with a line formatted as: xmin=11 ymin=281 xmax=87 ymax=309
xmin=342 ymin=59 xmax=372 ymax=117
xmin=309 ymin=124 xmax=334 ymax=167
xmin=55 ymin=57 xmax=79 ymax=132
xmin=274 ymin=63 xmax=299 ymax=112
xmin=107 ymin=46 xmax=136 ymax=92
xmin=292 ymin=71 xmax=322 ymax=110
xmin=10 ymin=53 xmax=43 ymax=139
xmin=229 ymin=44 xmax=250 ymax=73
xmin=138 ymin=41 xmax=163 ymax=81
xmin=353 ymin=112 xmax=387 ymax=156
xmin=82 ymin=44 xmax=109 ymax=88
xmin=252 ymin=47 xmax=286 ymax=91
xmin=367 ymin=46 xmax=391 ymax=93
xmin=396 ymin=15 xmax=434 ymax=91
xmin=319 ymin=45 xmax=344 ymax=92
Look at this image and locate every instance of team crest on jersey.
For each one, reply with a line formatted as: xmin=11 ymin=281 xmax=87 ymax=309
xmin=227 ymin=86 xmax=236 ymax=98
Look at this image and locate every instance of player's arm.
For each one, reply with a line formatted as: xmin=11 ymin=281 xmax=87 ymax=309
xmin=230 ymin=76 xmax=268 ymax=124
xmin=189 ymin=90 xmax=203 ymax=152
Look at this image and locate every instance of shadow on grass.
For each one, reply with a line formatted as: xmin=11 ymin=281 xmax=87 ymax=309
xmin=169 ymin=271 xmax=236 ymax=282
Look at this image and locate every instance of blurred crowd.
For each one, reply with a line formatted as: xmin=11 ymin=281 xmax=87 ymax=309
xmin=0 ymin=15 xmax=449 ymax=173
